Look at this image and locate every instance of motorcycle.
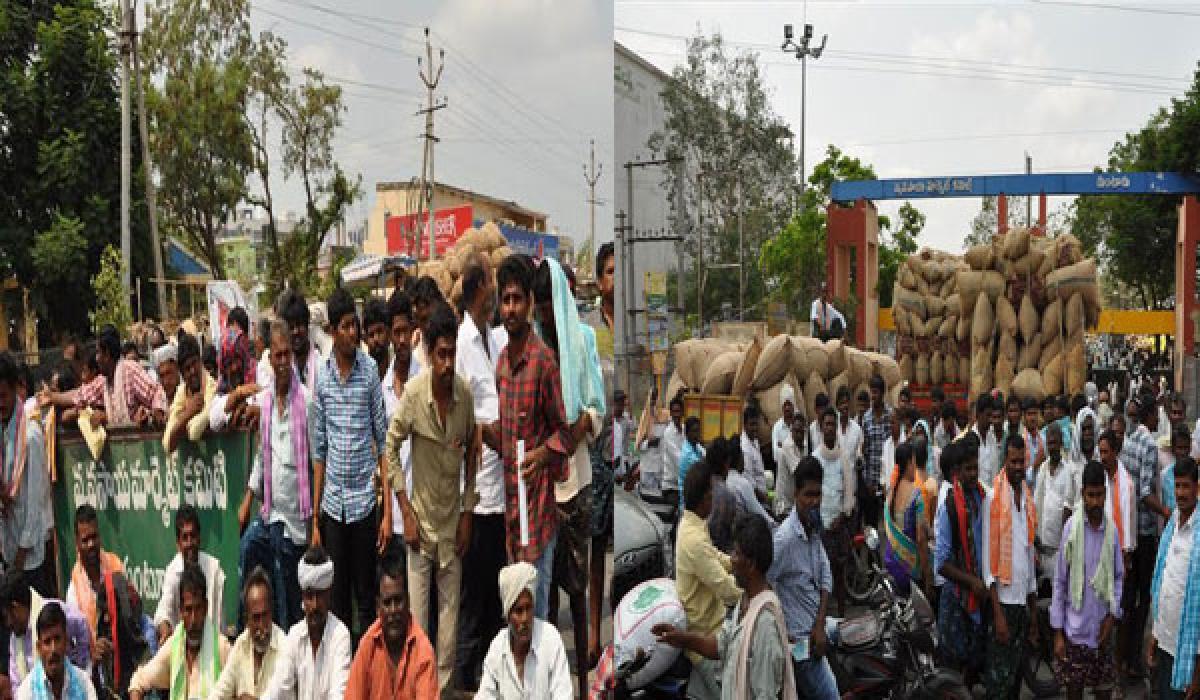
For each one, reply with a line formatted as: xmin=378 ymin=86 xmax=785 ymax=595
xmin=1020 ymin=573 xmax=1063 ymax=698
xmin=828 ymin=527 xmax=972 ymax=700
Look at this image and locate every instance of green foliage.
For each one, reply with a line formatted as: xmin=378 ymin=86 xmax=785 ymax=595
xmin=0 ymin=0 xmax=154 ymax=337
xmin=90 ymin=245 xmax=132 ymax=332
xmin=964 ymin=196 xmax=1028 ymax=248
xmin=877 ymin=202 xmax=923 ymax=307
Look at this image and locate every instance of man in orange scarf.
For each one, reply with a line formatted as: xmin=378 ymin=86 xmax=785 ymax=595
xmin=63 ymin=505 xmax=146 ymax=696
xmin=980 ymin=433 xmax=1038 ymax=700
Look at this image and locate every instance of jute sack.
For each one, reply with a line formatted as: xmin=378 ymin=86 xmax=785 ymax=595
xmin=938 ymin=317 xmax=956 ymax=339
xmin=1042 ymin=299 xmax=1062 ymax=341
xmin=795 ymin=337 xmax=830 ymax=380
xmin=957 ymin=316 xmax=970 ymax=343
xmin=965 ymin=244 xmax=994 ymax=270
xmin=895 ymin=285 xmax=927 ymax=321
xmin=970 ymin=349 xmax=994 ymax=400
xmin=1019 ymin=294 xmax=1039 ymax=345
xmin=927 ymin=296 xmax=946 ymax=318
xmin=995 ymin=354 xmax=1016 ymax=396
xmin=804 ymin=373 xmax=828 ymax=422
xmin=888 ymin=383 xmax=904 ymax=409
xmin=1040 ymin=336 xmax=1062 ymax=373
xmin=480 ymin=221 xmax=508 ymax=250
xmin=1054 ymin=233 xmax=1084 ymax=268
xmin=491 ymin=246 xmax=514 ymax=268
xmin=677 ymin=339 xmax=730 ymax=389
xmin=958 ymin=270 xmax=1006 ymax=315
xmin=666 ymin=371 xmax=687 ymax=402
xmin=1019 ymin=332 xmax=1041 ymax=371
xmin=846 ymin=348 xmax=873 ymax=389
xmin=972 ymin=295 xmax=994 ymax=346
xmin=940 ymin=277 xmax=956 ymax=298
xmin=944 ymin=352 xmax=958 ymax=384
xmin=702 ymin=351 xmax=742 ymax=394
xmin=1037 ymin=251 xmax=1056 ymax=279
xmin=900 ymin=354 xmax=915 ymax=383
xmin=734 ymin=335 xmax=763 ymax=394
xmin=899 ymin=264 xmax=918 ymax=290
xmin=751 ymin=334 xmax=792 ymax=390
xmin=914 ymin=355 xmax=930 ymax=390
xmin=959 ymin=355 xmax=971 ymax=385
xmin=1046 ymin=259 xmax=1099 ymax=305
xmin=998 ymin=332 xmax=1018 ymax=362
xmin=1012 ymin=369 xmax=1047 ymax=403
xmin=1065 ymin=340 xmax=1087 ymax=396
xmin=755 ymin=374 xmax=801 ymax=428
xmin=829 ymin=372 xmax=850 ymax=406
xmin=826 ymin=339 xmax=848 ymax=380
xmin=916 ymin=276 xmax=932 ymax=297
xmin=1004 ymin=227 xmax=1031 ymax=259
xmin=869 ymin=352 xmax=902 ymax=388
xmin=922 ymin=317 xmax=942 ymax=339
xmin=945 ymin=294 xmax=961 ymax=319
xmin=1043 ymin=354 xmax=1065 ymax=396
xmin=930 ymin=351 xmax=944 ymax=385
xmin=996 ymin=296 xmax=1018 ymax=336
xmin=893 ymin=304 xmax=911 ymax=336
xmin=1065 ymin=293 xmax=1085 ymax=338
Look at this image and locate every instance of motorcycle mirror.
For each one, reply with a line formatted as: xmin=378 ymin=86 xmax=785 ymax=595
xmin=864 ymin=526 xmax=880 ymax=552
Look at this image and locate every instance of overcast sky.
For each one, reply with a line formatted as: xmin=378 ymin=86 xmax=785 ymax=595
xmin=243 ymin=0 xmax=614 ymax=248
xmin=615 ymin=0 xmax=1200 ymax=253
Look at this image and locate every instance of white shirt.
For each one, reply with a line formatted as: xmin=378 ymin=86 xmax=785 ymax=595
xmin=456 ymin=313 xmax=508 ymax=515
xmin=261 ymin=614 xmax=352 ymax=700
xmin=662 ymin=421 xmax=684 ymax=493
xmin=248 ymin=384 xmax=314 ymax=546
xmin=880 ymin=436 xmax=896 ymax=492
xmin=476 ymin=619 xmax=573 ymax=700
xmin=1034 ymin=457 xmax=1075 ymax=551
xmin=741 ymin=432 xmax=766 ymax=496
xmin=383 ymin=358 xmax=421 ymax=536
xmin=839 ymin=416 xmax=863 ymax=468
xmin=980 ymin=481 xmax=1037 ymax=605
xmin=810 ymin=298 xmax=845 ymax=332
xmin=934 ymin=483 xmax=953 ymax=587
xmin=257 ymin=341 xmax=322 ymax=393
xmin=16 ymin=660 xmax=98 ymax=700
xmin=153 ymin=551 xmax=225 ymax=634
xmin=771 ymin=418 xmax=791 ymax=471
xmin=210 ymin=623 xmax=287 ymax=700
xmin=1154 ymin=510 xmax=1195 ymax=657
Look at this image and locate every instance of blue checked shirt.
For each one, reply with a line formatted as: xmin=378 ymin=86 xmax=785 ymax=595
xmin=767 ymin=508 xmax=832 ymax=640
xmin=862 ymin=405 xmax=893 ymax=488
xmin=1121 ymin=424 xmax=1161 ymax=536
xmin=312 ymin=349 xmax=388 ymax=523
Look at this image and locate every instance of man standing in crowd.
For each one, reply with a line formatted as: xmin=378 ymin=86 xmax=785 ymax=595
xmin=311 ymin=287 xmax=390 ymax=640
xmin=155 ymin=505 xmax=225 ymax=644
xmin=344 ymin=555 xmax=437 ymax=699
xmin=381 ymin=289 xmax=421 ymax=567
xmin=655 ymin=514 xmax=795 ymax=700
xmin=935 ymin=436 xmax=988 ymax=688
xmin=740 ymin=404 xmax=768 ymax=505
xmin=15 ymin=603 xmax=98 ymax=700
xmin=386 ymin=302 xmax=478 ymax=696
xmin=861 ymin=375 xmax=893 ymax=529
xmin=261 ymin=290 xmax=322 ymax=392
xmin=1035 ymin=424 xmax=1075 ymax=577
xmin=532 ymin=257 xmax=604 ymax=693
xmin=476 ymin=562 xmax=573 ymax=699
xmin=813 ymin=407 xmax=853 ymax=618
xmin=237 ymin=321 xmax=314 ymax=631
xmin=210 ymin=568 xmax=286 ymax=700
xmin=492 ymin=256 xmax=575 ymax=620
xmin=1121 ymin=398 xmax=1173 ymax=685
xmin=263 ymin=547 xmax=351 ymax=700
xmin=675 ymin=463 xmax=740 ymax=699
xmin=64 ymin=506 xmax=143 ymax=697
xmin=678 ymin=416 xmax=704 ymax=510
xmin=661 ymin=394 xmax=686 ymax=514
xmin=1051 ymin=460 xmax=1123 ymax=700
xmin=1097 ymin=430 xmax=1137 ymax=564
xmin=361 ymin=299 xmax=391 ymax=382
xmin=584 ymin=242 xmax=616 ymax=393
xmin=981 ymin=434 xmax=1039 ymax=700
xmin=0 ymin=353 xmax=52 ymax=599
xmin=1146 ymin=455 xmax=1200 ymax=700
xmin=129 ymin=564 xmax=231 ymax=700
xmin=163 ymin=333 xmax=215 ymax=453
xmin=771 ymin=387 xmax=798 ymax=474
xmin=454 ymin=254 xmax=509 ymax=692
xmin=769 ymin=457 xmax=837 ymax=699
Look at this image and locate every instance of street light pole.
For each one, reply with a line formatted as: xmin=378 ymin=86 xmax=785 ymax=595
xmin=782 ymin=23 xmax=827 ymax=200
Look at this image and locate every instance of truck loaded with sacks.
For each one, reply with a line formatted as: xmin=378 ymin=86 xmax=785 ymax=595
xmin=892 ymin=227 xmax=1100 ymax=405
xmin=668 ymin=331 xmax=904 ymax=430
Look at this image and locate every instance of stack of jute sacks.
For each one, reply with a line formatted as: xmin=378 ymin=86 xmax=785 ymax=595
xmin=412 ymin=220 xmax=512 ymax=307
xmin=669 ymin=334 xmax=903 ymax=427
xmin=892 ymin=229 xmax=1099 ymax=404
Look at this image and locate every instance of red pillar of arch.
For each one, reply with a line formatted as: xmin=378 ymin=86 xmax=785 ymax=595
xmin=1176 ymin=196 xmax=1200 ymax=391
xmin=825 ymin=199 xmax=879 ymax=350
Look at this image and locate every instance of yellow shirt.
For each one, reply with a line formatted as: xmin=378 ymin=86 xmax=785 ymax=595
xmin=163 ymin=372 xmax=216 ymax=452
xmin=385 ymin=368 xmax=477 ymax=566
xmin=676 ymin=510 xmax=741 ymax=646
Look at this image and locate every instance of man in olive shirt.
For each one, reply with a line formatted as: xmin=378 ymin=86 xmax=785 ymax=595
xmin=384 ymin=301 xmax=479 ymax=697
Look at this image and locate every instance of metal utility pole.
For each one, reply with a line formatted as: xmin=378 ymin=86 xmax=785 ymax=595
xmin=1025 ymin=152 xmax=1033 ymax=228
xmin=583 ymin=139 xmax=603 ymax=272
xmin=614 ymin=211 xmax=629 ymax=393
xmin=782 ymin=23 xmax=827 ymax=200
xmin=674 ymin=158 xmax=687 ymax=314
xmin=417 ymin=28 xmax=445 ymax=261
xmin=130 ymin=1 xmax=167 ymax=318
xmin=119 ymin=0 xmax=132 ymax=290
xmin=737 ymin=178 xmax=744 ymax=319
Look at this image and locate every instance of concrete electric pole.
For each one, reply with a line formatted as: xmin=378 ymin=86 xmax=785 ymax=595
xmin=583 ymin=139 xmax=603 ymax=274
xmin=119 ymin=0 xmax=132 ymax=291
xmin=782 ymin=23 xmax=827 ymax=201
xmin=130 ymin=0 xmax=167 ymax=318
xmin=417 ymin=28 xmax=446 ymax=261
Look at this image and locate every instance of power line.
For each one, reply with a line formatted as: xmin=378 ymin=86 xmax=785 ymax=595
xmin=1029 ymin=0 xmax=1200 ymax=17
xmin=847 ymin=127 xmax=1130 ymax=147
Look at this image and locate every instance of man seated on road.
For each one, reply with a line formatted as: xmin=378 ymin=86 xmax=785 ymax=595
xmin=15 ymin=602 xmax=99 ymax=700
xmin=345 ymin=554 xmax=437 ymax=698
xmin=2 ymin=573 xmax=91 ymax=690
xmin=209 ymin=567 xmax=286 ymax=700
xmin=154 ymin=506 xmax=226 ymax=645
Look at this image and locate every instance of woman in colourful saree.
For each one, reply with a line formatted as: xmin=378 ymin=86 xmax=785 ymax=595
xmin=884 ymin=440 xmax=932 ymax=595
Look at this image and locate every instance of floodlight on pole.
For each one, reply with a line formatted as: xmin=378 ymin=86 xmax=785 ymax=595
xmin=781 ymin=22 xmax=827 ymax=203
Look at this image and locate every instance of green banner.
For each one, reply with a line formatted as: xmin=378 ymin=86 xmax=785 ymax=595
xmin=53 ymin=430 xmax=253 ymax=633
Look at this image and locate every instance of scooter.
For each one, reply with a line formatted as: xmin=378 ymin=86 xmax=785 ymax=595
xmin=828 ymin=527 xmax=972 ymax=700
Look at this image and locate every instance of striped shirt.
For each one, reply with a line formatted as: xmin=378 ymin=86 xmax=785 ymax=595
xmin=862 ymin=405 xmax=893 ymax=488
xmin=312 ymin=349 xmax=387 ymax=523
xmin=1121 ymin=424 xmax=1161 ymax=536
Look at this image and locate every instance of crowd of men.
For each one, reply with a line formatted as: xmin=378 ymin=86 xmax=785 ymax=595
xmin=0 ymin=244 xmax=620 ymax=700
xmin=636 ymin=373 xmax=1200 ymax=700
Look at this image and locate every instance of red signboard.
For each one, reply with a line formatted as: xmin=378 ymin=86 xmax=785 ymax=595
xmin=385 ymin=205 xmax=474 ymax=257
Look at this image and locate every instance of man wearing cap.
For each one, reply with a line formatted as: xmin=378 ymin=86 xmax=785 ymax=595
xmin=151 ymin=344 xmax=180 ymax=421
xmin=475 ymin=562 xmax=572 ymax=699
xmin=262 ymin=547 xmax=351 ymax=700
xmin=810 ymin=283 xmax=846 ymax=342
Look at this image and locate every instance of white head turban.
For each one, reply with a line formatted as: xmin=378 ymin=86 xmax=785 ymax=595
xmin=152 ymin=343 xmax=178 ymax=370
xmin=780 ymin=385 xmax=796 ymax=413
xmin=498 ymin=562 xmax=538 ymax=617
xmin=297 ymin=557 xmax=335 ymax=591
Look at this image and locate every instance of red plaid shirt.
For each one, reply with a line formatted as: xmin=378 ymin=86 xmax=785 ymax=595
xmin=74 ymin=360 xmax=167 ymax=421
xmin=496 ymin=331 xmax=573 ymax=563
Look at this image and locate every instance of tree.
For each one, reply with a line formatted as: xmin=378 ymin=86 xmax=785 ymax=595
xmin=877 ymin=201 xmax=923 ymax=308
xmin=649 ymin=32 xmax=797 ymax=323
xmin=964 ymin=196 xmax=1028 ymax=248
xmin=0 ymin=0 xmax=155 ymax=339
xmin=90 ymin=245 xmax=133 ymax=332
xmin=759 ymin=145 xmax=886 ymax=316
xmin=142 ymin=0 xmax=257 ymax=281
